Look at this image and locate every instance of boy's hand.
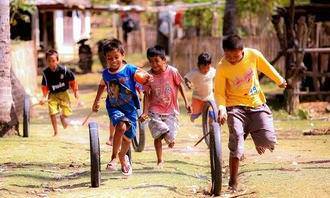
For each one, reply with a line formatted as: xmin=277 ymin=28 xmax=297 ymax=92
xmin=144 ymin=73 xmax=154 ymax=84
xmin=39 ymin=96 xmax=47 ymax=105
xmin=279 ymin=80 xmax=287 ymax=88
xmin=138 ymin=113 xmax=149 ymax=122
xmin=74 ymin=91 xmax=79 ymax=99
xmin=217 ymin=108 xmax=227 ymax=125
xmin=185 ymin=104 xmax=192 ymax=114
xmin=92 ymin=101 xmax=100 ymax=112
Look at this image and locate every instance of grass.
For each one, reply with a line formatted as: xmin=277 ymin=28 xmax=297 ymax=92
xmin=1 ymin=73 xmax=330 ymax=197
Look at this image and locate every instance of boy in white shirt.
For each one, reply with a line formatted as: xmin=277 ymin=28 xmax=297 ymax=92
xmin=184 ymin=52 xmax=216 ymax=122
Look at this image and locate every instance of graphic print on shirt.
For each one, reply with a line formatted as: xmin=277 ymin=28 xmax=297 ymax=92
xmin=107 ymin=79 xmax=133 ymax=107
xmin=232 ymin=68 xmax=254 ymax=87
xmin=152 ymin=82 xmax=172 ymax=106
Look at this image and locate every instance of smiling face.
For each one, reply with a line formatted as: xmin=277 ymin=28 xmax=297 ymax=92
xmin=224 ymin=49 xmax=244 ymax=65
xmin=148 ymin=56 xmax=167 ymax=74
xmin=46 ymin=54 xmax=59 ymax=71
xmin=105 ymin=49 xmax=125 ymax=72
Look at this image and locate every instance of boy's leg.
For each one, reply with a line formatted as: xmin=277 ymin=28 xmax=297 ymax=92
xmin=106 ymin=121 xmax=115 ymax=146
xmin=111 ymin=121 xmax=127 ymax=161
xmin=58 ymin=91 xmax=72 ymax=129
xmin=154 ymin=137 xmax=163 ymax=164
xmin=228 ymin=156 xmax=239 ymax=191
xmin=163 ymin=114 xmax=178 ymax=148
xmin=190 ymin=98 xmax=204 ymax=122
xmin=227 ymin=107 xmax=247 ymax=190
xmin=60 ymin=115 xmax=68 ymax=129
xmin=118 ymin=136 xmax=132 ymax=173
xmin=50 ymin=115 xmax=58 ymax=136
xmin=248 ymin=104 xmax=277 ymax=154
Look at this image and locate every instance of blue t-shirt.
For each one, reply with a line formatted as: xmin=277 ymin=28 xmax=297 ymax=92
xmin=102 ymin=64 xmax=140 ymax=112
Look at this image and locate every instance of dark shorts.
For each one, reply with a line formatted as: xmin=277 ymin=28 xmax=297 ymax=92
xmin=227 ymin=104 xmax=277 ymax=158
xmin=106 ymin=106 xmax=137 ymax=139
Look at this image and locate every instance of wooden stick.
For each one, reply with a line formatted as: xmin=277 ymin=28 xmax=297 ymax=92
xmin=82 ymin=111 xmax=94 ymax=126
xmin=194 ymin=131 xmax=211 ymax=147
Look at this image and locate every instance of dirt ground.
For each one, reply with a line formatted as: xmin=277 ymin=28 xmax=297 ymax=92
xmin=0 ymin=73 xmax=329 ymax=198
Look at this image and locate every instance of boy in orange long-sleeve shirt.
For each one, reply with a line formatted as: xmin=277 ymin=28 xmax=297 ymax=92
xmin=214 ymin=35 xmax=286 ymax=191
xmin=40 ymin=49 xmax=79 ymax=136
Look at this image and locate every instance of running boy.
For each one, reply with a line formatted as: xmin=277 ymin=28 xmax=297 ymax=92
xmin=184 ymin=52 xmax=216 ymax=122
xmin=214 ymin=34 xmax=287 ymax=191
xmin=40 ymin=49 xmax=79 ymax=136
xmin=92 ymin=39 xmax=150 ymax=176
xmin=141 ymin=45 xmax=191 ymax=167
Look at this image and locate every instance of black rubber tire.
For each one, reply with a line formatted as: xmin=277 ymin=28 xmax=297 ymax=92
xmin=203 ymin=100 xmax=222 ymax=196
xmin=209 ymin=122 xmax=222 ymax=196
xmin=89 ymin=122 xmax=101 ymax=188
xmin=23 ymin=95 xmax=30 ymax=137
xmin=132 ymin=120 xmax=146 ymax=152
xmin=202 ymin=101 xmax=215 ymax=148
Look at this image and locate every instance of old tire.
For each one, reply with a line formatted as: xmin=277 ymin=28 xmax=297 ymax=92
xmin=209 ymin=122 xmax=222 ymax=196
xmin=132 ymin=120 xmax=146 ymax=152
xmin=23 ymin=95 xmax=30 ymax=137
xmin=89 ymin=122 xmax=101 ymax=187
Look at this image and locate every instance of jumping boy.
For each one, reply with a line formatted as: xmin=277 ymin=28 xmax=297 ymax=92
xmin=141 ymin=45 xmax=191 ymax=167
xmin=40 ymin=49 xmax=79 ymax=136
xmin=184 ymin=52 xmax=216 ymax=122
xmin=92 ymin=39 xmax=150 ymax=176
xmin=214 ymin=34 xmax=287 ymax=191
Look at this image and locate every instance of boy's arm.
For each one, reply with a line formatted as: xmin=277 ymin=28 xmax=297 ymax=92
xmin=214 ymin=68 xmax=227 ymax=125
xmin=69 ymin=80 xmax=79 ymax=99
xmin=92 ymin=80 xmax=106 ymax=112
xmin=256 ymin=51 xmax=286 ymax=87
xmin=178 ymin=83 xmax=191 ymax=113
xmin=140 ymin=90 xmax=150 ymax=122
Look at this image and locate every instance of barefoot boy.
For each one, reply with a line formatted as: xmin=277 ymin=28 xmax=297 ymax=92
xmin=214 ymin=34 xmax=287 ymax=191
xmin=141 ymin=45 xmax=191 ymax=167
xmin=40 ymin=49 xmax=79 ymax=136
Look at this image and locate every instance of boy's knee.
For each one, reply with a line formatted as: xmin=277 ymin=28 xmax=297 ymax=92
xmin=115 ymin=122 xmax=127 ymax=135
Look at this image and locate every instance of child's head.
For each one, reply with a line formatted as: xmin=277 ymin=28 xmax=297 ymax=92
xmin=46 ymin=49 xmax=59 ymax=70
xmin=222 ymin=34 xmax=244 ymax=65
xmin=102 ymin=39 xmax=125 ymax=71
xmin=197 ymin=52 xmax=212 ymax=74
xmin=147 ymin=45 xmax=167 ymax=74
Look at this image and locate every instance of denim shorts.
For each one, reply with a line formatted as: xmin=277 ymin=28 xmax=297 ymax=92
xmin=106 ymin=106 xmax=137 ymax=139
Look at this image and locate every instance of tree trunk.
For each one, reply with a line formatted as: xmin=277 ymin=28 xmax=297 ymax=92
xmin=0 ymin=0 xmax=14 ymax=133
xmin=223 ymin=0 xmax=237 ymax=36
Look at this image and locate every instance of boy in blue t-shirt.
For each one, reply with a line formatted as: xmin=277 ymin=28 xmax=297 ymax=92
xmin=92 ymin=39 xmax=150 ymax=176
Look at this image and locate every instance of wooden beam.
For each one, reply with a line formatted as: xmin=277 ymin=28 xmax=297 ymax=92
xmin=294 ymin=91 xmax=330 ymax=96
xmin=286 ymin=47 xmax=330 ymax=53
xmin=304 ymin=71 xmax=330 ymax=77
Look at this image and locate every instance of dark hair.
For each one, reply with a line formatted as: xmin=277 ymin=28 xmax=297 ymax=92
xmin=197 ymin=52 xmax=212 ymax=67
xmin=45 ymin=49 xmax=59 ymax=60
xmin=146 ymin=45 xmax=166 ymax=60
xmin=222 ymin=34 xmax=243 ymax=51
xmin=102 ymin=38 xmax=125 ymax=56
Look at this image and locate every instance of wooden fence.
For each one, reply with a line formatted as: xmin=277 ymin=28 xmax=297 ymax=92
xmin=171 ymin=36 xmax=284 ymax=75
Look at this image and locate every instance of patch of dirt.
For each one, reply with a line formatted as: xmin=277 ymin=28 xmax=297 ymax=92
xmin=299 ymin=102 xmax=330 ymax=119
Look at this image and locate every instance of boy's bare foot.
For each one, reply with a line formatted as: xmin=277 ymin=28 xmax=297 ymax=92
xmin=106 ymin=159 xmax=117 ymax=171
xmin=228 ymin=180 xmax=238 ymax=193
xmin=168 ymin=142 xmax=175 ymax=148
xmin=156 ymin=160 xmax=164 ymax=169
xmin=53 ymin=133 xmax=58 ymax=137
